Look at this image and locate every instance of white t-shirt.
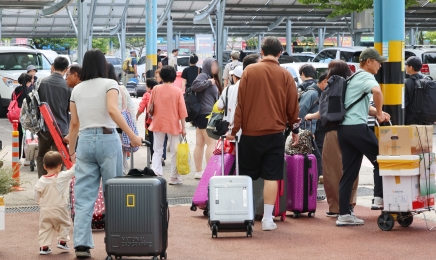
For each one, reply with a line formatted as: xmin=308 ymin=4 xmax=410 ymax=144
xmin=217 ymin=81 xmax=241 ymax=138
xmin=71 ymin=78 xmax=120 ymax=131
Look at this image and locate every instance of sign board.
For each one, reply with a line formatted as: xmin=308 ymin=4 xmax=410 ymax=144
xmin=195 ymin=34 xmax=215 ymax=66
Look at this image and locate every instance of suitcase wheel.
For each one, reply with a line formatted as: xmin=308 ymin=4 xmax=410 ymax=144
xmin=160 ymin=252 xmax=167 ymax=259
xmin=152 ymin=256 xmax=158 ymax=260
xmin=30 ymin=160 xmax=35 ymax=171
xmin=280 ymin=214 xmax=286 ymax=221
xmin=105 ymin=256 xmax=112 ymax=260
xmin=211 ymin=223 xmax=218 ymax=238
xmin=190 ymin=204 xmax=197 ymax=211
xmin=246 ymin=223 xmax=253 ymax=237
xmin=293 ymin=212 xmax=301 ymax=218
xmin=308 ymin=211 xmax=315 ymax=218
xmin=203 ymin=210 xmax=209 ymax=217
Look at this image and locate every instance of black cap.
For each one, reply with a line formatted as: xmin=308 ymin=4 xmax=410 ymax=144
xmin=405 ymin=56 xmax=422 ymax=71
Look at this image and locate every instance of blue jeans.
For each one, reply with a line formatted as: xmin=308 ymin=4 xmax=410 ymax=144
xmin=73 ymin=128 xmax=122 ymax=249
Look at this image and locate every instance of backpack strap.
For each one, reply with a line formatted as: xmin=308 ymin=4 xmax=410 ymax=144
xmin=224 ymin=86 xmax=229 ymax=117
xmin=342 ymin=71 xmax=368 ymax=111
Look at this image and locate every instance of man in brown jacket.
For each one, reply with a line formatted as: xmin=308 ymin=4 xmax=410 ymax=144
xmin=227 ymin=37 xmax=300 ymax=231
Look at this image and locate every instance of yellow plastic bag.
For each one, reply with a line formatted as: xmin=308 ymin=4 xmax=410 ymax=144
xmin=176 ymin=137 xmax=191 ymax=175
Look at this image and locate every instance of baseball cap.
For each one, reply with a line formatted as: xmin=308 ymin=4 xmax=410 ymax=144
xmin=229 ymin=66 xmax=243 ymax=78
xmin=130 ymin=50 xmax=136 ymax=54
xmin=405 ymin=56 xmax=423 ymax=71
xmin=27 ymin=65 xmax=37 ymax=72
xmin=359 ymin=48 xmax=387 ymax=63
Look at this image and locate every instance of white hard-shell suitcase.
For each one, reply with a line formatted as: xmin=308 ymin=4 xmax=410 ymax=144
xmin=208 ymin=136 xmax=255 ymax=238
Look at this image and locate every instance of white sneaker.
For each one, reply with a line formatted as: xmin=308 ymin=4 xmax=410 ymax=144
xmin=371 ymin=197 xmax=384 ymax=210
xmin=261 ymin=218 xmax=277 ymax=231
xmin=39 ymin=247 xmax=52 ymax=255
xmin=194 ymin=172 xmax=203 ymax=179
xmin=169 ymin=178 xmax=183 ymax=185
xmin=336 ymin=214 xmax=364 ymax=226
xmin=57 ymin=241 xmax=70 ymax=250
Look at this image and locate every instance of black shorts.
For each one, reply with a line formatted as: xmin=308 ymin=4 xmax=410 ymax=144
xmin=192 ymin=114 xmax=209 ymax=129
xmin=239 ymin=132 xmax=285 ymax=181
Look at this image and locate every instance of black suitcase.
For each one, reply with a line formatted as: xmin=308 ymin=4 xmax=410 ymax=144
xmin=104 ymin=174 xmax=168 ymax=260
xmin=253 ymin=162 xmax=287 ymax=221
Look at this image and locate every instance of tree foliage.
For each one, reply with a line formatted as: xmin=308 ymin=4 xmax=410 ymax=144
xmin=297 ymin=0 xmax=432 ymax=17
xmin=31 ymin=38 xmax=77 ymax=50
xmin=424 ymin=31 xmax=436 ymax=45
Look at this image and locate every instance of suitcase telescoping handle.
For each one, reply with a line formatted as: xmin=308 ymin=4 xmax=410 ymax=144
xmin=221 ymin=135 xmax=238 ymax=176
xmin=304 ymin=120 xmax=313 ymax=134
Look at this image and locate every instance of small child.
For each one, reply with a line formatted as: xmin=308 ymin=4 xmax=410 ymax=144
xmin=34 ymin=151 xmax=75 ymax=255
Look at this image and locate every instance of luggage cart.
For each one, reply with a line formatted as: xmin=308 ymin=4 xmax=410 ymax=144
xmin=377 ymin=207 xmax=435 ymax=231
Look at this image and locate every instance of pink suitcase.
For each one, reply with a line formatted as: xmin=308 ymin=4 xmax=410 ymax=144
xmin=191 ymin=153 xmax=235 ymax=216
xmin=285 ymin=154 xmax=317 ymax=218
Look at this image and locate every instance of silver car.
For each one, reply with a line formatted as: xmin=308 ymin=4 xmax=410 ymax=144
xmin=0 ymin=46 xmax=52 ymax=117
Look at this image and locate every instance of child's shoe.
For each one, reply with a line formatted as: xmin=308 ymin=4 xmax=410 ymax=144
xmin=57 ymin=241 xmax=70 ymax=250
xmin=39 ymin=246 xmax=52 ymax=255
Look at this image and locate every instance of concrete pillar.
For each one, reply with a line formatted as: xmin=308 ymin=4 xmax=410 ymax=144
xmin=336 ymin=34 xmax=341 ymax=47
xmin=410 ymin=28 xmax=415 ymax=46
xmin=223 ymin=27 xmax=228 ymax=51
xmin=374 ymin=0 xmax=405 ymax=125
xmin=146 ymin=0 xmax=157 ymax=79
xmin=121 ymin=19 xmax=126 ymax=65
xmin=216 ymin=0 xmax=226 ymax=72
xmin=77 ymin=0 xmax=87 ymax=65
xmin=354 ymin=32 xmax=362 ymax=46
xmin=167 ymin=12 xmax=173 ymax=55
xmin=175 ymin=33 xmax=180 ymax=49
xmin=286 ymin=20 xmax=292 ymax=54
xmin=382 ymin=0 xmax=405 ymax=125
xmin=318 ymin=28 xmax=324 ymax=52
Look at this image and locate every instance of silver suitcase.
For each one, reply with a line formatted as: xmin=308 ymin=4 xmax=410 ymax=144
xmin=208 ymin=136 xmax=255 ymax=238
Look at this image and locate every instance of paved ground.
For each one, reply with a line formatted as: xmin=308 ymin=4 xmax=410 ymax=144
xmin=1 ymin=203 xmax=436 ymax=260
xmin=1 ymin=98 xmax=436 ymax=259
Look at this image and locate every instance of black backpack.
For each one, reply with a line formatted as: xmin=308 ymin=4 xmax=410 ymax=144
xmin=162 ymin=57 xmax=168 ymax=66
xmin=184 ymin=86 xmax=201 ymax=122
xmin=319 ymin=72 xmax=366 ymax=127
xmin=411 ymin=78 xmax=436 ymax=123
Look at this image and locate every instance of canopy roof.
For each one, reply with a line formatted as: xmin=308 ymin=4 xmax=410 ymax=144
xmin=1 ymin=0 xmax=435 ymax=38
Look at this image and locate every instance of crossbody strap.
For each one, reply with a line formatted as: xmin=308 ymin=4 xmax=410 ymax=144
xmin=343 ymin=71 xmax=368 ymax=111
xmin=224 ymin=86 xmax=229 ymax=117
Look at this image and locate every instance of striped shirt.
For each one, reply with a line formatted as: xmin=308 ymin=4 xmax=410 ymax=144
xmin=367 ymin=99 xmax=375 ymax=127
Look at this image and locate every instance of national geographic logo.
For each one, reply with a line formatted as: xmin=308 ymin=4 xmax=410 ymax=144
xmin=121 ymin=237 xmax=152 ymax=247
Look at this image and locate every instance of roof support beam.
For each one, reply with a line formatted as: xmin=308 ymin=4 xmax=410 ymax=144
xmin=41 ymin=0 xmax=74 ymax=17
xmin=157 ymin=0 xmax=175 ymax=28
xmin=267 ymin=16 xmax=286 ymax=31
xmin=66 ymin=6 xmax=78 ymax=37
xmin=86 ymin=0 xmax=98 ymax=50
xmin=109 ymin=0 xmax=131 ymax=35
xmin=193 ymin=0 xmax=220 ymax=22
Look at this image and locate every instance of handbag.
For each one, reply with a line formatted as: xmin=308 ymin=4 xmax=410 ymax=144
xmin=176 ymin=136 xmax=191 ymax=175
xmin=206 ymin=87 xmax=230 ymax=140
xmin=120 ymin=86 xmax=139 ymax=152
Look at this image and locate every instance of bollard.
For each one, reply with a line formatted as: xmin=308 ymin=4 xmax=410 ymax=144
xmin=0 ymin=196 xmax=4 ymax=230
xmin=11 ymin=120 xmax=24 ymax=191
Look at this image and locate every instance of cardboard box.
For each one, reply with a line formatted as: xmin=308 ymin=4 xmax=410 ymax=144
xmin=382 ymin=175 xmax=434 ymax=211
xmin=378 ymin=125 xmax=433 ymax=155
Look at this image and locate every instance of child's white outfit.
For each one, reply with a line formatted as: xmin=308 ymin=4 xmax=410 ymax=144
xmin=34 ymin=166 xmax=75 ymax=248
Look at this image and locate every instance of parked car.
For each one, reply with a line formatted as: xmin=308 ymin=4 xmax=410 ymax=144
xmin=40 ymin=49 xmax=59 ymax=64
xmin=312 ymin=46 xmax=367 ymax=72
xmin=280 ymin=62 xmax=329 ymax=85
xmin=58 ymin=54 xmax=72 ymax=67
xmin=0 ymin=46 xmax=52 ymax=117
xmin=137 ymin=55 xmax=189 ymax=81
xmin=405 ymin=48 xmax=436 ymax=80
xmin=291 ymin=53 xmax=316 ymax=62
xmin=278 ymin=55 xmax=301 ymax=64
xmin=105 ymin=56 xmax=123 ymax=81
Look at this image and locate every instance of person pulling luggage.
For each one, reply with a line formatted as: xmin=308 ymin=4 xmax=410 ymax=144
xmin=227 ymin=37 xmax=300 ymax=231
